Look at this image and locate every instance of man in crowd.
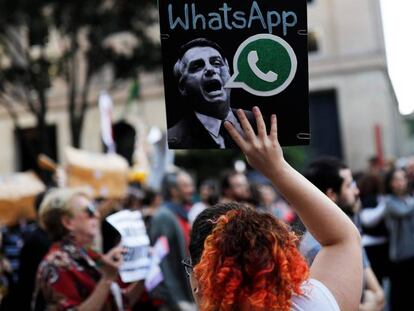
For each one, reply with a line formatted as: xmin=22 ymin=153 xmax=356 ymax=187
xmin=168 ymin=38 xmax=255 ymax=149
xmin=220 ymin=170 xmax=251 ymax=203
xmin=188 ymin=179 xmax=219 ymax=225
xmin=300 ymin=157 xmax=385 ymax=311
xmin=149 ymin=170 xmax=195 ymax=311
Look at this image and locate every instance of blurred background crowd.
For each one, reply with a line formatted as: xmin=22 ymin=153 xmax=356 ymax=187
xmin=0 ymin=151 xmax=414 ymax=310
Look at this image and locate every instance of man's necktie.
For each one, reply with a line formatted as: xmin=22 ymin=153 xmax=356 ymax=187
xmin=219 ymin=121 xmax=234 ymax=148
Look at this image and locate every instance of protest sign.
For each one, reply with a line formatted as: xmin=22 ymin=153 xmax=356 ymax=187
xmin=159 ymin=0 xmax=309 ymax=149
xmin=106 ymin=210 xmax=170 ymax=288
xmin=106 ymin=210 xmax=151 ymax=283
xmin=145 ymin=236 xmax=169 ymax=292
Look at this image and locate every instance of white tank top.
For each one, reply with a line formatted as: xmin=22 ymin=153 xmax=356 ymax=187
xmin=291 ymin=278 xmax=340 ymax=311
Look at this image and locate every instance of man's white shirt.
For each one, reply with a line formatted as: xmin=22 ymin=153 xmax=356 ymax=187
xmin=195 ymin=110 xmax=244 ymax=148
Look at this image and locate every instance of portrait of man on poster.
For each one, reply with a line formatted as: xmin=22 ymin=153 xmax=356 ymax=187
xmin=167 ymin=38 xmax=256 ymax=149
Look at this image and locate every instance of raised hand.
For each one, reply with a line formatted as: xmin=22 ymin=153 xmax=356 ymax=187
xmin=226 ymin=107 xmax=363 ymax=311
xmin=100 ymin=246 xmax=124 ymax=281
xmin=224 ymin=106 xmax=285 ymax=179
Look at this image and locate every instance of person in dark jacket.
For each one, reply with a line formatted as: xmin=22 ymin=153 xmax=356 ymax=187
xmin=13 ymin=192 xmax=51 ymax=311
xmin=149 ymin=171 xmax=196 ymax=311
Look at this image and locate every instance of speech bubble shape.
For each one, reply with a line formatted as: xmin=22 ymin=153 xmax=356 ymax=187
xmin=225 ymin=34 xmax=297 ymax=97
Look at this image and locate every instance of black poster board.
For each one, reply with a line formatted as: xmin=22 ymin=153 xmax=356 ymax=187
xmin=158 ymin=0 xmax=309 ymax=149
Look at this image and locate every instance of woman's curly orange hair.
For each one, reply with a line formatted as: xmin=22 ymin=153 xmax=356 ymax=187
xmin=190 ymin=203 xmax=309 ymax=311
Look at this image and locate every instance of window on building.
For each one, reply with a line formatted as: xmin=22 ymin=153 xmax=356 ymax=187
xmin=14 ymin=124 xmax=58 ymax=182
xmin=108 ymin=120 xmax=136 ymax=165
xmin=308 ymin=90 xmax=343 ymax=160
xmin=308 ymin=31 xmax=319 ymax=53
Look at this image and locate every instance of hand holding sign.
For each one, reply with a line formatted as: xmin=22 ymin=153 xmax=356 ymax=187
xmin=105 ymin=210 xmax=170 ymax=290
xmin=106 ymin=210 xmax=151 ymax=283
xmin=100 ymin=246 xmax=125 ymax=281
xmin=224 ymin=107 xmax=284 ymax=178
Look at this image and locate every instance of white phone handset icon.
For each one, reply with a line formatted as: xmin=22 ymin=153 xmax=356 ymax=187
xmin=247 ymin=50 xmax=278 ymax=83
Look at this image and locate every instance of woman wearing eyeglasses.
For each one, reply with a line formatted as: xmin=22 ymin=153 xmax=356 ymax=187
xmin=184 ymin=107 xmax=363 ymax=311
xmin=32 ymin=188 xmax=144 ymax=311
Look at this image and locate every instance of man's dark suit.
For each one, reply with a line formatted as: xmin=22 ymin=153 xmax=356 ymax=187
xmin=167 ymin=108 xmax=256 ymax=149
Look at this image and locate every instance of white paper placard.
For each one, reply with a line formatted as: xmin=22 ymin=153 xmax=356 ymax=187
xmin=145 ymin=236 xmax=170 ymax=292
xmin=106 ymin=210 xmax=151 ymax=283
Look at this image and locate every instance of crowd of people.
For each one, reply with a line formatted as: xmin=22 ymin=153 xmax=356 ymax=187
xmin=0 ymin=108 xmax=413 ymax=310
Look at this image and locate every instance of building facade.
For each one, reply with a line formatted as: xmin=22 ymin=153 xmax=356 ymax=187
xmin=306 ymin=0 xmax=406 ymax=170
xmin=0 ymin=0 xmax=408 ymax=174
xmin=0 ymin=73 xmax=166 ymax=174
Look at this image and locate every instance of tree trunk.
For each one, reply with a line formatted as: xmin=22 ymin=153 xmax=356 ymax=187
xmin=69 ymin=52 xmax=92 ymax=149
xmin=66 ymin=30 xmax=77 ymax=148
xmin=70 ymin=117 xmax=83 ymax=148
xmin=36 ymin=87 xmax=50 ymax=156
xmin=35 ymin=86 xmax=55 ymax=183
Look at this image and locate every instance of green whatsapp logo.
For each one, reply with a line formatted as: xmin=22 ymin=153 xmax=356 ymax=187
xmin=225 ymin=34 xmax=297 ymax=96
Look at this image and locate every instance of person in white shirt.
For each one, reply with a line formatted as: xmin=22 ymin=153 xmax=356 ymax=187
xmin=168 ymin=38 xmax=255 ymax=149
xmin=183 ymin=107 xmax=363 ymax=311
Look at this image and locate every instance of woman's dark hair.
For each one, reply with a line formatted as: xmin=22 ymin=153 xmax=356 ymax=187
xmin=189 ymin=202 xmax=309 ymax=311
xmin=190 ymin=202 xmax=238 ymax=265
xmin=384 ymin=168 xmax=405 ymax=195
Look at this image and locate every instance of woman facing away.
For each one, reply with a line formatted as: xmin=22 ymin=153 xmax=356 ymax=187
xmin=184 ymin=107 xmax=363 ymax=311
xmin=383 ymin=168 xmax=414 ymax=311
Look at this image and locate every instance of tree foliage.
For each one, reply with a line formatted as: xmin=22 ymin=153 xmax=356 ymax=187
xmin=0 ymin=0 xmax=160 ymax=157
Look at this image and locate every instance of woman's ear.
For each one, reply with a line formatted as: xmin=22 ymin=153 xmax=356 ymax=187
xmin=61 ymin=214 xmax=74 ymax=231
xmin=190 ymin=273 xmax=201 ymax=304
